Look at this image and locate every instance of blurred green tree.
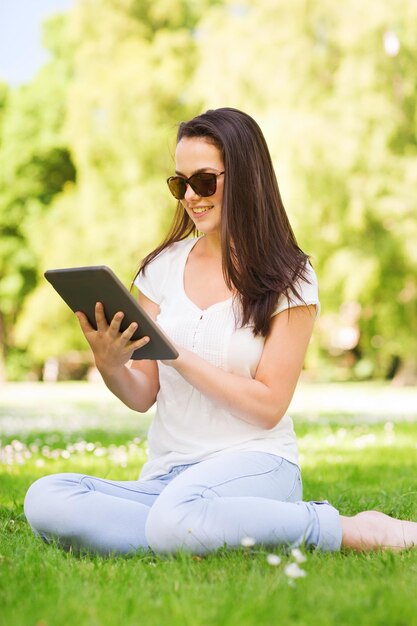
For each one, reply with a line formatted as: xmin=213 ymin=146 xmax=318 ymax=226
xmin=2 ymin=0 xmax=416 ymax=382
xmin=0 ymin=14 xmax=76 ymax=379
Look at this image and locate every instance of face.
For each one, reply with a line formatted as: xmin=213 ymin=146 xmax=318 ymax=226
xmin=174 ymin=137 xmax=224 ymax=236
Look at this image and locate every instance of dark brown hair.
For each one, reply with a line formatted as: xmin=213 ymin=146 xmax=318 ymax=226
xmin=136 ymin=107 xmax=310 ymax=336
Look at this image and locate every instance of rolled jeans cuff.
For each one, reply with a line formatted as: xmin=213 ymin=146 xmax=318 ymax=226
xmin=311 ymin=500 xmax=343 ymax=552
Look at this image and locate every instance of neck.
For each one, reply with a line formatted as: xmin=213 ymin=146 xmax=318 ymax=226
xmin=200 ymin=232 xmax=222 ymax=259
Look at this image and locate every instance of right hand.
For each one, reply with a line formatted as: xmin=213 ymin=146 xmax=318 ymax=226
xmin=76 ymin=302 xmax=150 ymax=372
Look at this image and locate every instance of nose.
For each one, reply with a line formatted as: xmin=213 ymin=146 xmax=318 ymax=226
xmin=183 ymin=182 xmax=200 ymax=202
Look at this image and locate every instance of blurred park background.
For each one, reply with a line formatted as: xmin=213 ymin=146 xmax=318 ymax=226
xmin=0 ymin=0 xmax=416 ymax=385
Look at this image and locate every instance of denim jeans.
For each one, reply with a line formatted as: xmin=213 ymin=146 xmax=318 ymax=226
xmin=24 ymin=451 xmax=342 ymax=555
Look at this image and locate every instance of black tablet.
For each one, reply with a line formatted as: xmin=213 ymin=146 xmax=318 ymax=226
xmin=44 ymin=265 xmax=178 ymax=361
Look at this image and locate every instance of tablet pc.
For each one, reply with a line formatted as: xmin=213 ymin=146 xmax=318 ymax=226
xmin=44 ymin=265 xmax=178 ymax=361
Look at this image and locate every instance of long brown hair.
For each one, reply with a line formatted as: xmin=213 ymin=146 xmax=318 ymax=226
xmin=136 ymin=107 xmax=310 ymax=336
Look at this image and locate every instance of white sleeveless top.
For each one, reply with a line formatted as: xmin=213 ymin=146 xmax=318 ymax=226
xmin=135 ymin=237 xmax=319 ymax=480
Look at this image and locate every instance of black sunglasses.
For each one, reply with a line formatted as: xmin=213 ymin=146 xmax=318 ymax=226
xmin=166 ymin=171 xmax=225 ymax=200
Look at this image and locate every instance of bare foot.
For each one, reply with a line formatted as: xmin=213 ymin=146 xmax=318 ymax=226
xmin=340 ymin=510 xmax=417 ymax=551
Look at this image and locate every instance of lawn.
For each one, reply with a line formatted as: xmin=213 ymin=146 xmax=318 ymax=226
xmin=1 ymin=381 xmax=417 ymax=626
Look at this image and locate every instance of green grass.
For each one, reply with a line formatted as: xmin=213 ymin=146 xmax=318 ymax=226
xmin=1 ymin=382 xmax=417 ymax=626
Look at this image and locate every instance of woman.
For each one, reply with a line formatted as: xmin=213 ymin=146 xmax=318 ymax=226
xmin=24 ymin=108 xmax=417 ymax=555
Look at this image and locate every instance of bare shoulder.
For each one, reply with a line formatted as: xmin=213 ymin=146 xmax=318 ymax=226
xmin=138 ymin=291 xmax=160 ymax=320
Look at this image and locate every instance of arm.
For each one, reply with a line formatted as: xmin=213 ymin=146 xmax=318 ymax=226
xmin=163 ymin=305 xmax=316 ymax=429
xmin=76 ymin=293 xmax=160 ymax=413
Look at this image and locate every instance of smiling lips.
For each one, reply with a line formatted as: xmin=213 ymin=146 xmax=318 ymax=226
xmin=191 ymin=206 xmax=213 ymax=215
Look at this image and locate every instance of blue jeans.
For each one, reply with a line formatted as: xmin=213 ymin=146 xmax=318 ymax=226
xmin=24 ymin=451 xmax=342 ymax=555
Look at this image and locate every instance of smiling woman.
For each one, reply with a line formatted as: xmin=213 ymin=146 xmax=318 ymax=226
xmin=24 ymin=107 xmax=417 ymax=557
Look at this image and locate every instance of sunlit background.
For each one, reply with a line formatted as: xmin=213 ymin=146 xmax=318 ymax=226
xmin=0 ymin=0 xmax=416 ymax=385
xmin=0 ymin=0 xmax=74 ymax=86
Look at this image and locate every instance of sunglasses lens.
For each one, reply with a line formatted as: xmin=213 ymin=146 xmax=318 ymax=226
xmin=190 ymin=173 xmax=217 ymax=197
xmin=167 ymin=173 xmax=219 ymax=200
xmin=167 ymin=177 xmax=186 ymax=199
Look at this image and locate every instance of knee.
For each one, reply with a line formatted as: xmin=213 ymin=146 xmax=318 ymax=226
xmin=145 ymin=495 xmax=209 ymax=555
xmin=145 ymin=501 xmax=181 ymax=553
xmin=24 ymin=475 xmax=55 ymax=533
xmin=145 ymin=496 xmax=196 ymax=554
xmin=24 ymin=473 xmax=79 ymax=537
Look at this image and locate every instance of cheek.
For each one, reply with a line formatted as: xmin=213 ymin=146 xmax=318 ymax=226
xmin=212 ymin=180 xmax=224 ymax=207
xmin=215 ymin=188 xmax=224 ymax=208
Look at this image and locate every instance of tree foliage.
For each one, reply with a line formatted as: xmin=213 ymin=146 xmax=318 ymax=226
xmin=0 ymin=0 xmax=416 ymax=381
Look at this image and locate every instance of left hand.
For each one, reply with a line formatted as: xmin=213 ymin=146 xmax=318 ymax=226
xmin=76 ymin=302 xmax=150 ymax=372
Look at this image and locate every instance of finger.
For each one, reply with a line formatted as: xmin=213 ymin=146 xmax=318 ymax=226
xmin=127 ymin=335 xmax=150 ymax=353
xmin=75 ymin=311 xmax=95 ymax=335
xmin=108 ymin=311 xmax=124 ymax=338
xmin=120 ymin=321 xmax=139 ymax=343
xmin=95 ymin=302 xmax=109 ymax=332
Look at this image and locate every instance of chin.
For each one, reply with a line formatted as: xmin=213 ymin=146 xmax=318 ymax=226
xmin=195 ymin=224 xmax=220 ymax=235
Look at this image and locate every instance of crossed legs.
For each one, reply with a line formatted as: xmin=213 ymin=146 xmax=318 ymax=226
xmin=24 ymin=452 xmax=417 ymax=556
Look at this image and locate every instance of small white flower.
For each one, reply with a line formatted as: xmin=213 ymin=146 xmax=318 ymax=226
xmin=240 ymin=536 xmax=256 ymax=548
xmin=291 ymin=548 xmax=307 ymax=563
xmin=93 ymin=447 xmax=107 ymax=457
xmin=266 ymin=554 xmax=281 ymax=566
xmin=284 ymin=562 xmax=307 ymax=579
